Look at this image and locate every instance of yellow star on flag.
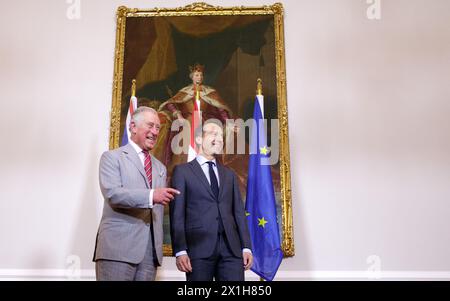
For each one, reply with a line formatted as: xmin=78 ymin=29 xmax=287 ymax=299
xmin=260 ymin=146 xmax=270 ymax=155
xmin=245 ymin=211 xmax=250 ymax=217
xmin=258 ymin=217 xmax=268 ymax=228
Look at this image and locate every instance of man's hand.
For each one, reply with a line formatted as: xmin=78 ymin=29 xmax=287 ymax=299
xmin=243 ymin=252 xmax=253 ymax=270
xmin=153 ymin=188 xmax=180 ymax=206
xmin=176 ymin=254 xmax=192 ymax=273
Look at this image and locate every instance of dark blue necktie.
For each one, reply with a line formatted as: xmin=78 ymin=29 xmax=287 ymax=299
xmin=207 ymin=161 xmax=224 ymax=234
xmin=207 ymin=161 xmax=219 ymax=200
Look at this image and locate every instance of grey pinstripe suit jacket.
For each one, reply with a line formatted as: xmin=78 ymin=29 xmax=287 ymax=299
xmin=93 ymin=143 xmax=166 ymax=265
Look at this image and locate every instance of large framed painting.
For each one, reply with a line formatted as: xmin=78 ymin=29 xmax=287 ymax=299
xmin=108 ymin=2 xmax=294 ymax=257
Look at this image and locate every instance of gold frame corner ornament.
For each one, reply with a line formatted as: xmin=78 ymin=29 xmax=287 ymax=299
xmin=110 ymin=2 xmax=294 ymax=257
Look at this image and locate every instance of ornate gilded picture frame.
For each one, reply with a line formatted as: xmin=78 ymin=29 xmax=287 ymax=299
xmin=108 ymin=2 xmax=294 ymax=257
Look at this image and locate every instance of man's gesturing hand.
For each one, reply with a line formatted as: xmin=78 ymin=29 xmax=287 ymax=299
xmin=153 ymin=188 xmax=180 ymax=206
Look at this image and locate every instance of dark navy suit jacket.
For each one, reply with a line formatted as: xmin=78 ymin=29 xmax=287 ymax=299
xmin=169 ymin=159 xmax=251 ymax=259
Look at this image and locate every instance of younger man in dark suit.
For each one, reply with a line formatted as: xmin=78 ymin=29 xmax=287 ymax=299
xmin=170 ymin=119 xmax=253 ymax=281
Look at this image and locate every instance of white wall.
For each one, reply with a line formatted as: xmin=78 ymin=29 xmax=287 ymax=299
xmin=1 ymin=0 xmax=449 ymax=280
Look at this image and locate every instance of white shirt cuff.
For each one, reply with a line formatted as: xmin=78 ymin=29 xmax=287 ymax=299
xmin=176 ymin=250 xmax=188 ymax=257
xmin=243 ymin=248 xmax=252 ymax=254
xmin=149 ymin=189 xmax=154 ymax=208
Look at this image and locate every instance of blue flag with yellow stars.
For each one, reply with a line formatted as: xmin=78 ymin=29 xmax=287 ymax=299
xmin=245 ymin=94 xmax=283 ymax=281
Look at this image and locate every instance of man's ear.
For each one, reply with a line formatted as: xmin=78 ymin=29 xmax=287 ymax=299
xmin=129 ymin=121 xmax=136 ymax=134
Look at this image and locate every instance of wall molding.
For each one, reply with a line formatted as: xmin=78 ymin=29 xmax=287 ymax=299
xmin=1 ymin=269 xmax=449 ymax=281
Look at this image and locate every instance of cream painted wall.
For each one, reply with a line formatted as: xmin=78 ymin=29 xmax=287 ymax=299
xmin=0 ymin=0 xmax=449 ymax=280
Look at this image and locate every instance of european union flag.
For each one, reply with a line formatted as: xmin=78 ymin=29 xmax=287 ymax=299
xmin=245 ymin=95 xmax=283 ymax=281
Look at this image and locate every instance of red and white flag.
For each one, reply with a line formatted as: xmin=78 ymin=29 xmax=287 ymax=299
xmin=121 ymin=94 xmax=138 ymax=146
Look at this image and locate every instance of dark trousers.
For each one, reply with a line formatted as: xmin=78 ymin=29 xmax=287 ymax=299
xmin=187 ymin=233 xmax=244 ymax=281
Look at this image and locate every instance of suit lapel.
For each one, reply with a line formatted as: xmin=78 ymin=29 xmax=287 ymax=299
xmin=188 ymin=160 xmax=215 ymax=199
xmin=151 ymin=155 xmax=164 ymax=188
xmin=123 ymin=144 xmax=150 ymax=188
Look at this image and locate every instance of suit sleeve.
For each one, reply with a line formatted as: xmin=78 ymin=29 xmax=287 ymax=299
xmin=99 ymin=151 xmax=150 ymax=209
xmin=232 ymin=172 xmax=252 ymax=250
xmin=169 ymin=165 xmax=187 ymax=255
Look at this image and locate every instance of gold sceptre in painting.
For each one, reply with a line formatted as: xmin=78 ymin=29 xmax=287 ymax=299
xmin=131 ymin=79 xmax=136 ymax=97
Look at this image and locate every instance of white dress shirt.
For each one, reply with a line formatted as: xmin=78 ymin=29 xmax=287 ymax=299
xmin=196 ymin=154 xmax=220 ymax=186
xmin=129 ymin=139 xmax=154 ymax=208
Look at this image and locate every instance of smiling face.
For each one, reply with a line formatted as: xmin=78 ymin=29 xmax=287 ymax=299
xmin=191 ymin=71 xmax=204 ymax=85
xmin=130 ymin=110 xmax=161 ymax=151
xmin=196 ymin=122 xmax=224 ymax=158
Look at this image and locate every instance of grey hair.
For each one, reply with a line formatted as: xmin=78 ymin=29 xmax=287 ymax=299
xmin=131 ymin=106 xmax=158 ymax=127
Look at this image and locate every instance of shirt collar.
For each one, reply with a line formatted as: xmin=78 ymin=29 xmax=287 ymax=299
xmin=129 ymin=139 xmax=144 ymax=155
xmin=196 ymin=154 xmax=217 ymax=166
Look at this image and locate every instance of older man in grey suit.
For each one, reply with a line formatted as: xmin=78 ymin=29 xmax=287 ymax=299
xmin=94 ymin=106 xmax=179 ymax=281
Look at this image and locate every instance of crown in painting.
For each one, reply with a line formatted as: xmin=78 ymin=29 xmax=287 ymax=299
xmin=189 ymin=63 xmax=205 ymax=73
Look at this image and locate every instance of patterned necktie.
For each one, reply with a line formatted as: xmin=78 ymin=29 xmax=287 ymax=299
xmin=142 ymin=150 xmax=152 ymax=187
xmin=206 ymin=161 xmax=219 ymax=200
xmin=142 ymin=149 xmax=159 ymax=266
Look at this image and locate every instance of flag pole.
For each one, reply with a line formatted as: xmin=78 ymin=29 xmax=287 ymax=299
xmin=131 ymin=79 xmax=136 ymax=97
xmin=256 ymin=78 xmax=264 ymax=119
xmin=257 ymin=78 xmax=262 ymax=96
